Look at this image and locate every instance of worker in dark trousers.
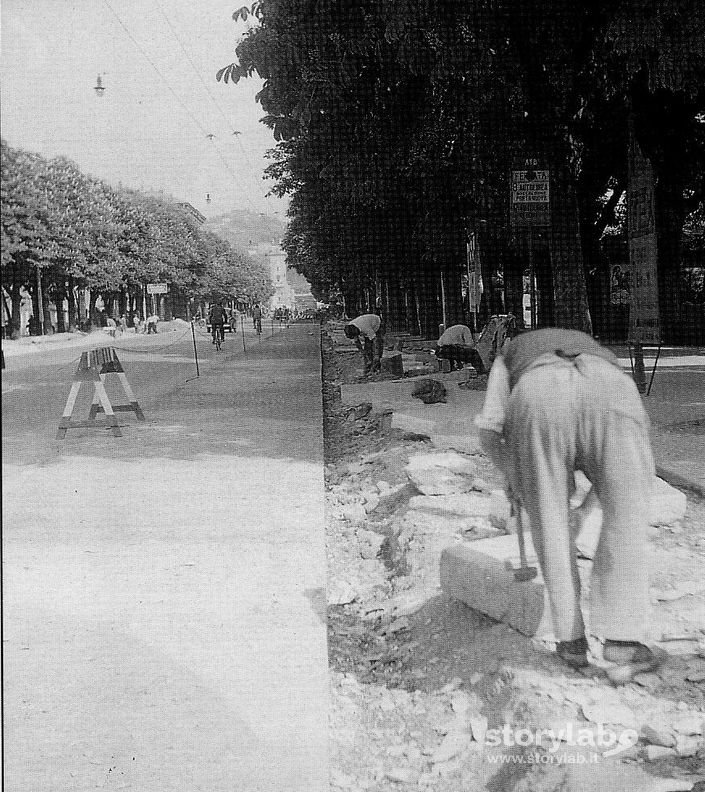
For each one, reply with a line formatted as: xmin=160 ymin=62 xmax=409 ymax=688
xmin=344 ymin=313 xmax=384 ymax=375
xmin=474 ymin=328 xmax=658 ymax=678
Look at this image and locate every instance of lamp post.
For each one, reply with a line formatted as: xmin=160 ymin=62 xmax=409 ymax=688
xmin=94 ymin=74 xmax=106 ymax=97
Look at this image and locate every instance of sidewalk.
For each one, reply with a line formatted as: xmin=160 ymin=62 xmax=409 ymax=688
xmin=2 ymin=320 xmax=192 ymax=359
xmin=341 ymin=358 xmax=705 ymax=497
xmin=2 ymin=324 xmax=329 ymax=791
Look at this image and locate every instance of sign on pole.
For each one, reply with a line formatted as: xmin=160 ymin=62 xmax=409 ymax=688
xmin=146 ymin=283 xmax=168 ymax=295
xmin=510 ymin=159 xmax=550 ymax=227
xmin=626 ymin=122 xmax=661 ymax=345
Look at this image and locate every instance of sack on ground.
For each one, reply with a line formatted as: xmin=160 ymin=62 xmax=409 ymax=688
xmin=412 ymin=379 xmax=447 ymax=404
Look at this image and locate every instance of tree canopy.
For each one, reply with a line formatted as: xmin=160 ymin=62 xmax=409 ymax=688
xmin=219 ymin=0 xmax=705 ymax=339
xmin=1 ymin=140 xmax=273 ymax=336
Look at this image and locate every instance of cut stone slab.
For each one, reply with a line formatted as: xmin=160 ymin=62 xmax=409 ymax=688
xmin=405 ymin=451 xmax=479 ymax=495
xmin=440 ymin=535 xmax=553 ymax=637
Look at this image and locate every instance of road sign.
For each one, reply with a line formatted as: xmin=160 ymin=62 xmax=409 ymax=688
xmin=147 ymin=283 xmax=168 ymax=294
xmin=510 ymin=159 xmax=550 ymax=226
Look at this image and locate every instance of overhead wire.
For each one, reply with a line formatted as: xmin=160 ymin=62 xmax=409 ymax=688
xmin=151 ymin=0 xmax=283 ymax=218
xmin=102 ymin=0 xmax=274 ymax=216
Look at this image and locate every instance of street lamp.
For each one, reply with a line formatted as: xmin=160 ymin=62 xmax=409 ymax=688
xmin=94 ymin=74 xmax=106 ymax=97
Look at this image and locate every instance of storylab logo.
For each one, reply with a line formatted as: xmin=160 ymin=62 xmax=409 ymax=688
xmin=484 ymin=722 xmax=639 ymax=759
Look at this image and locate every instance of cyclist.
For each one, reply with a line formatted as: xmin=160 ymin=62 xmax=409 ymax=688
xmin=208 ymin=302 xmax=228 ymax=346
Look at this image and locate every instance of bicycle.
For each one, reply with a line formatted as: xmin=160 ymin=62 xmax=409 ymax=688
xmin=212 ymin=323 xmax=224 ymax=351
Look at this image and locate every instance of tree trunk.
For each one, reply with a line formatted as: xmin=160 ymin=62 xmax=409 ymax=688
xmin=478 ymin=227 xmax=504 ymax=322
xmin=67 ymin=277 xmax=77 ymax=332
xmin=41 ymin=273 xmax=53 ymax=334
xmin=89 ymin=292 xmax=101 ymax=329
xmin=10 ymin=280 xmax=23 ymax=339
xmin=549 ymin=162 xmax=592 ymax=333
xmin=503 ymin=247 xmax=525 ymax=328
xmin=654 ymin=178 xmax=686 ymax=344
xmin=55 ymin=283 xmax=67 ymax=333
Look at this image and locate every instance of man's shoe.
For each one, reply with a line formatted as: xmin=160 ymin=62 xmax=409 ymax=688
xmin=556 ymin=636 xmax=589 ymax=669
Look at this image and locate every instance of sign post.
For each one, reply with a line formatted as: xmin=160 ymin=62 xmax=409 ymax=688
xmin=510 ymin=159 xmax=550 ymax=328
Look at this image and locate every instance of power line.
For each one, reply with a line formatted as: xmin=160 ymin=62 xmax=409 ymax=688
xmin=150 ymin=0 xmax=282 ymax=216
xmin=101 ymin=0 xmax=271 ymax=215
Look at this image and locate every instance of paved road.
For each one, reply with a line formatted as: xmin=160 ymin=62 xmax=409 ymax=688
xmin=2 ymin=322 xmax=330 ymax=791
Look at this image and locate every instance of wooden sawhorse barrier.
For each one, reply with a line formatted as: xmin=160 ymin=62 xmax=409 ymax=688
xmin=56 ymin=347 xmax=145 ymax=439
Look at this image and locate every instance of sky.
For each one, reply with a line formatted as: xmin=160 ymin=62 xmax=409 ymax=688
xmin=0 ymin=0 xmax=287 ymax=220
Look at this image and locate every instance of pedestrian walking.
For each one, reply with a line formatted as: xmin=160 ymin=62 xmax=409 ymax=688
xmin=119 ymin=314 xmax=127 ymax=335
xmin=106 ymin=316 xmax=117 ymax=338
xmin=146 ymin=313 xmax=159 ymax=334
xmin=252 ymin=303 xmax=263 ymax=334
xmin=474 ymin=327 xmax=658 ymax=679
xmin=344 ymin=313 xmax=384 ymax=375
xmin=435 ymin=324 xmax=483 ymax=372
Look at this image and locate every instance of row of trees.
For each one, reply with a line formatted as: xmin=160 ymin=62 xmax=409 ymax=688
xmin=219 ymin=0 xmax=705 ymax=339
xmin=1 ymin=140 xmax=273 ymax=338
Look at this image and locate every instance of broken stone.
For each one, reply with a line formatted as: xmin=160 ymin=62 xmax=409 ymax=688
xmin=439 ymin=678 xmax=463 ymax=695
xmin=644 ymin=745 xmax=677 ymax=762
xmin=408 ymin=492 xmax=493 ymax=518
xmin=363 ymin=494 xmax=380 ymax=513
xmin=653 ymin=581 xmax=705 ymax=602
xmin=468 ymin=713 xmax=488 ymax=744
xmin=405 ymin=452 xmax=478 ymax=496
xmin=631 ymin=670 xmax=663 ymax=690
xmin=488 ymin=489 xmax=511 ymax=530
xmin=649 ymin=477 xmax=687 ymax=526
xmin=450 ymin=691 xmax=472 ymax=716
xmin=641 ymin=724 xmax=677 ymax=748
xmin=675 ymin=734 xmax=702 ymax=758
xmin=374 ymin=481 xmax=416 ymax=515
xmin=672 ymin=714 xmax=704 ymax=736
xmin=328 ymin=580 xmax=358 ymax=606
xmin=430 ymin=730 xmax=471 ymax=764
xmin=387 ymin=616 xmax=410 ymax=634
xmin=581 ymin=700 xmax=638 ymax=729
xmin=385 ymin=768 xmax=415 ymax=784
xmin=342 ymin=503 xmax=368 ymax=525
xmin=392 ymin=413 xmax=436 ymax=436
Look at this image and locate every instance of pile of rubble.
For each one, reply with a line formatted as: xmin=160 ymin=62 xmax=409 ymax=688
xmin=322 ymin=326 xmax=705 ymax=792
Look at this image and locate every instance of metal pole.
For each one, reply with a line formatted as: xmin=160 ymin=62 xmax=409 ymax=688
xmin=440 ymin=270 xmax=447 ymax=329
xmin=190 ymin=321 xmax=200 ymax=378
xmin=528 ymin=227 xmax=536 ymax=329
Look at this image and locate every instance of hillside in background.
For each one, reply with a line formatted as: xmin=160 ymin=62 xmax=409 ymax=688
xmin=207 ymin=209 xmax=313 ymax=295
xmin=206 ymin=209 xmax=286 ymax=253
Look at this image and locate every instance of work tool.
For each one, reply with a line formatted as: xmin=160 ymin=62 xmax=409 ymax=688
xmin=510 ymin=496 xmax=538 ymax=582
